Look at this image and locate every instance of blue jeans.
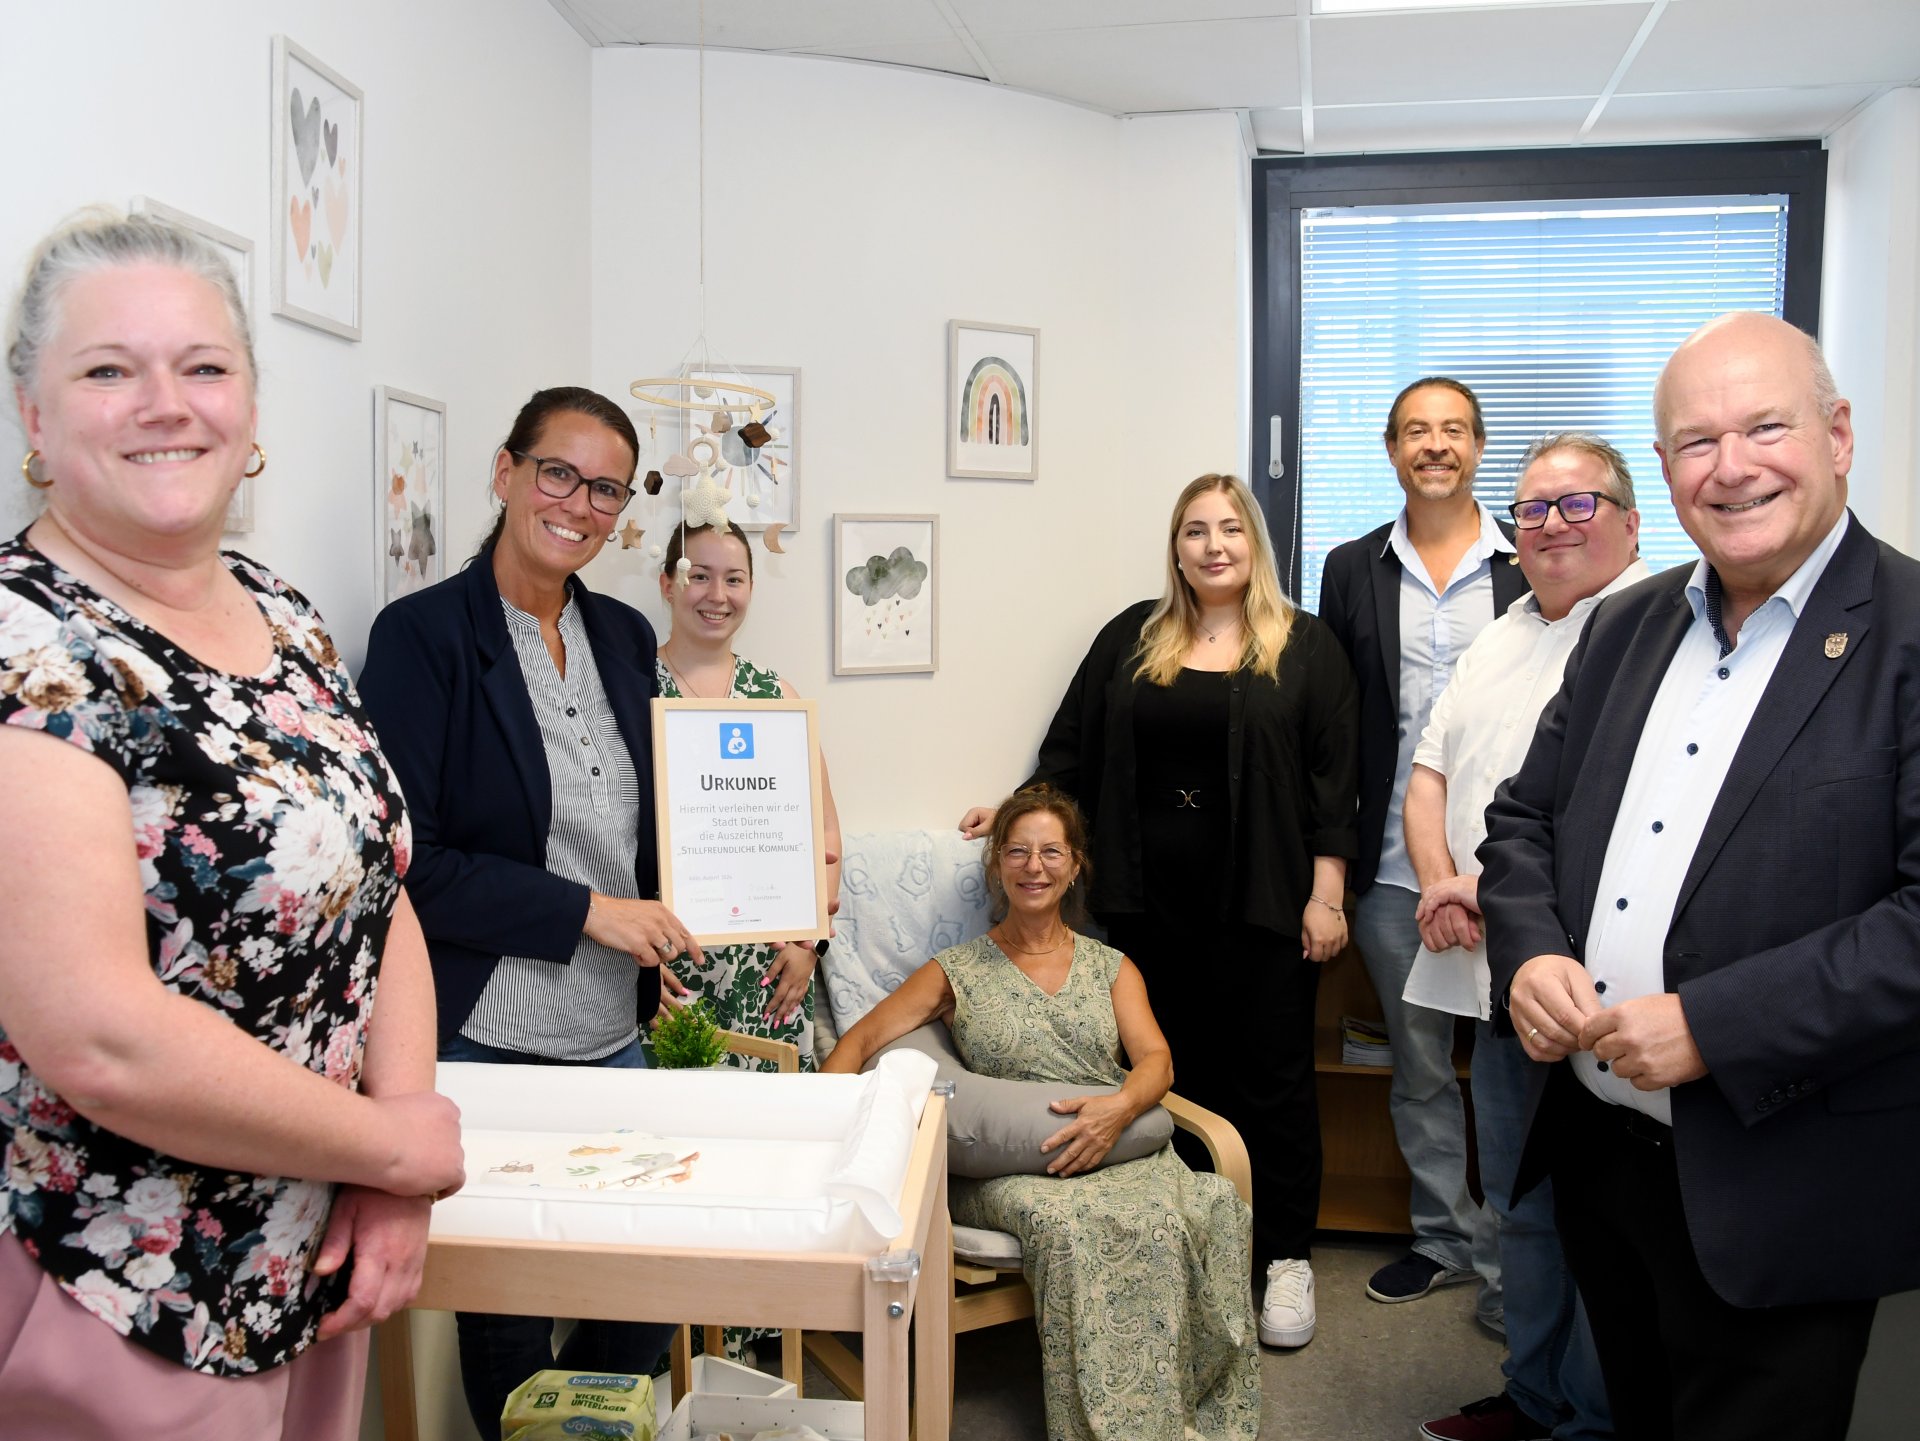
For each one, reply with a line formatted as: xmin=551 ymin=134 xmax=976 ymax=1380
xmin=1351 ymin=884 xmax=1498 ymax=1312
xmin=440 ymin=1031 xmax=675 ymax=1435
xmin=1473 ymin=1021 xmax=1613 ymax=1439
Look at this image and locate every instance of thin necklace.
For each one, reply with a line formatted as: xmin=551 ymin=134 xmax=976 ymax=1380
xmin=1200 ymin=615 xmax=1241 ymax=644
xmin=994 ymin=923 xmax=1071 ymax=955
xmin=662 ymin=647 xmax=733 ymax=699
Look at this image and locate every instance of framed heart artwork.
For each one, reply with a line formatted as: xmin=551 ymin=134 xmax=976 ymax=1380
xmin=271 ymin=36 xmax=362 ymax=340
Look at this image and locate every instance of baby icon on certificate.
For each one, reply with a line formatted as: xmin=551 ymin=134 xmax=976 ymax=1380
xmin=652 ymin=697 xmax=831 ymax=945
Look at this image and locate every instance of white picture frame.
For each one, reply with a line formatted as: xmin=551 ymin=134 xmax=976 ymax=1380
xmin=833 ymin=514 xmax=938 ymax=676
xmin=131 ymin=197 xmax=259 ymax=533
xmin=271 ymin=35 xmax=362 ymax=341
xmin=652 ymin=697 xmax=831 ymax=945
xmin=676 ymin=365 xmax=801 ymax=531
xmin=376 ymin=387 xmax=446 ymax=608
xmin=947 ymin=320 xmax=1039 ymax=481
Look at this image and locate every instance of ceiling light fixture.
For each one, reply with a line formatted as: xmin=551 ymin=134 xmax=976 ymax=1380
xmin=1313 ymin=0 xmax=1592 ymax=14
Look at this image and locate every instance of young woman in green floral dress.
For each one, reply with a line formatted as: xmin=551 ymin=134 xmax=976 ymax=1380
xmin=652 ymin=520 xmax=841 ymax=1072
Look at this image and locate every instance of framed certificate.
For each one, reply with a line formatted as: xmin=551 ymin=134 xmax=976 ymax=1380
xmin=653 ymin=697 xmax=831 ymax=945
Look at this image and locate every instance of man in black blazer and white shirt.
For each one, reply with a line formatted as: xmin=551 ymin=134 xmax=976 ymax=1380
xmin=1318 ymin=379 xmax=1528 ymax=1317
xmin=1479 ymin=312 xmax=1920 ymax=1440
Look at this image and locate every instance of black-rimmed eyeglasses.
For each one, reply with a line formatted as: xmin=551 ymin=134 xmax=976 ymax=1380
xmin=1506 ymin=491 xmax=1621 ymax=530
xmin=511 ymin=451 xmax=636 ymax=515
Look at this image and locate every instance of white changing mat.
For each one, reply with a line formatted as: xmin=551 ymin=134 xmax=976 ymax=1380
xmin=431 ymin=1050 xmax=936 ymax=1255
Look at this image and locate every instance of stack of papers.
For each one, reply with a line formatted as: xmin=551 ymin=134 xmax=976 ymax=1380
xmin=1340 ymin=1015 xmax=1393 ymax=1068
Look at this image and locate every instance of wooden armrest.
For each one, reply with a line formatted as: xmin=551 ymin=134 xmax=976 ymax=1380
xmin=1161 ymin=1090 xmax=1252 ymax=1207
xmin=720 ymin=1029 xmax=801 ymax=1073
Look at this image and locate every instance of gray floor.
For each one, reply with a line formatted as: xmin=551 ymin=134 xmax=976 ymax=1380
xmin=803 ymin=1236 xmax=1508 ymax=1441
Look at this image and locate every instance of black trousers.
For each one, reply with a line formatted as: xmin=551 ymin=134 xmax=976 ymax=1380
xmin=1547 ymin=1072 xmax=1878 ymax=1441
xmin=1103 ymin=913 xmax=1322 ymax=1268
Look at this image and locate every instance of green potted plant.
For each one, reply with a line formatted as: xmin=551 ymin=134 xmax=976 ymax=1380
xmin=650 ymin=997 xmax=730 ymax=1069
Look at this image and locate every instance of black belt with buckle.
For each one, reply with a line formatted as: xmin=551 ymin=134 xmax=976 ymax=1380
xmin=1576 ymin=1080 xmax=1670 ymax=1146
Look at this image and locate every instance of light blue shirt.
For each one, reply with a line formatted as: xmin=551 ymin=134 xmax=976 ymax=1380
xmin=1579 ymin=511 xmax=1851 ymax=1121
xmin=1376 ymin=503 xmax=1516 ymax=892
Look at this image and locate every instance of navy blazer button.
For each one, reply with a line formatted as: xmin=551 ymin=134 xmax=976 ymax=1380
xmin=1757 ymin=1099 xmax=1771 ymax=1112
xmin=1594 ymin=980 xmax=1608 ymax=994
xmin=1770 ymin=1090 xmax=1786 ymax=1105
xmin=1652 ymin=820 xmax=1664 ymax=833
xmin=1686 ymin=742 xmax=1699 ymax=755
xmin=1615 ymin=897 xmax=1628 ymax=910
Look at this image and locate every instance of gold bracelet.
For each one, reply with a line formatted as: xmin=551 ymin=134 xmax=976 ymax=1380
xmin=1309 ymin=894 xmax=1345 ymax=915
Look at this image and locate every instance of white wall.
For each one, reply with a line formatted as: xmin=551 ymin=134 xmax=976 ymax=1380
xmin=0 ymin=0 xmax=594 ymax=669
xmin=585 ymin=49 xmax=1249 ymax=834
xmin=1822 ymin=86 xmax=1920 ymax=556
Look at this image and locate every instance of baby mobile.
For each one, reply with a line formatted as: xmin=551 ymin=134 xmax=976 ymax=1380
xmin=623 ymin=0 xmax=791 ymax=577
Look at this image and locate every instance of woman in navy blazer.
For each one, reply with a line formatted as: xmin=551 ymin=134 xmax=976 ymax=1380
xmin=358 ymin=385 xmax=691 ymax=1430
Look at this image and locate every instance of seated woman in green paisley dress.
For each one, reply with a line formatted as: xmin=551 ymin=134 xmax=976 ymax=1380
xmin=652 ymin=520 xmax=841 ymax=1072
xmin=824 ymin=787 xmax=1260 ymax=1441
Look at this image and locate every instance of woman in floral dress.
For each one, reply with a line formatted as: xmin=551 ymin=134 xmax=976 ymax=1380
xmin=825 ymin=787 xmax=1261 ymax=1441
xmin=652 ymin=520 xmax=841 ymax=1072
xmin=0 ymin=213 xmax=461 ymax=1438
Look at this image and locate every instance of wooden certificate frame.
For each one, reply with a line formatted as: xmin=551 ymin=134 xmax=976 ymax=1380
xmin=652 ymin=697 xmax=830 ymax=945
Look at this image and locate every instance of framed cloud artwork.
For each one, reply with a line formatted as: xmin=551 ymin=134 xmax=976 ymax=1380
xmin=376 ymin=388 xmax=445 ymax=607
xmin=947 ymin=320 xmax=1038 ymax=480
xmin=834 ymin=514 xmax=938 ymax=676
xmin=131 ymin=197 xmax=258 ymax=533
xmin=271 ymin=35 xmax=362 ymax=340
xmin=678 ymin=365 xmax=801 ymax=531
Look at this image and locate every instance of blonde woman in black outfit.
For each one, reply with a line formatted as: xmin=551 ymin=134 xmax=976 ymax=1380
xmin=961 ymin=472 xmax=1358 ymax=1350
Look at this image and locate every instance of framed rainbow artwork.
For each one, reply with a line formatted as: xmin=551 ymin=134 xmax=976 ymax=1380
xmin=947 ymin=320 xmax=1038 ymax=481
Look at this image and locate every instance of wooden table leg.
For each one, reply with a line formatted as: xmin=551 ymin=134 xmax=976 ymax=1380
xmin=914 ymin=1176 xmax=953 ymax=1441
xmin=375 ymin=1315 xmax=419 ymax=1441
xmin=862 ymin=1268 xmax=912 ymax=1441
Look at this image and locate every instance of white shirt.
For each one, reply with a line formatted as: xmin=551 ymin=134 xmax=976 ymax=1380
xmin=1404 ymin=559 xmax=1653 ymax=1020
xmin=1375 ymin=504 xmax=1516 ymax=891
xmin=1578 ymin=512 xmax=1851 ymax=1121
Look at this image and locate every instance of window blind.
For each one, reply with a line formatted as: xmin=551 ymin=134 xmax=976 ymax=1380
xmin=1295 ymin=198 xmax=1789 ymax=614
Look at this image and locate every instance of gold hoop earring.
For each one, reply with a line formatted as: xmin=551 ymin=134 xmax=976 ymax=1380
xmin=21 ymin=450 xmax=52 ymax=490
xmin=244 ymin=443 xmax=267 ymax=479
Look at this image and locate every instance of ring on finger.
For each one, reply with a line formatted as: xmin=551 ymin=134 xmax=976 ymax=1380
xmin=1526 ymin=1025 xmax=1541 ymax=1040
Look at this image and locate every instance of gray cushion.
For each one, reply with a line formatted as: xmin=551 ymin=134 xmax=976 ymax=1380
xmin=951 ymin=1224 xmax=1024 ymax=1268
xmin=871 ymin=1023 xmax=1173 ymax=1179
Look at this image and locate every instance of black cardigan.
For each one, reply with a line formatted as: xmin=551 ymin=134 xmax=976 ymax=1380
xmin=1025 ymin=599 xmax=1359 ymax=937
xmin=356 ymin=549 xmax=664 ymax=1044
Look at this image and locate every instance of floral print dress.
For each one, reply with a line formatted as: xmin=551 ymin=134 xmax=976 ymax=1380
xmin=940 ymin=932 xmax=1262 ymax=1441
xmin=652 ymin=654 xmax=814 ymax=1073
xmin=0 ymin=536 xmax=411 ymax=1376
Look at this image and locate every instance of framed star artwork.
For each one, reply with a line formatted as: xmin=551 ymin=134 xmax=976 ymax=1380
xmin=677 ymin=365 xmax=800 ymax=531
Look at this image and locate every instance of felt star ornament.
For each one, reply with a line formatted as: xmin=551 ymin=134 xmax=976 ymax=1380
xmin=680 ymin=473 xmax=735 ymax=531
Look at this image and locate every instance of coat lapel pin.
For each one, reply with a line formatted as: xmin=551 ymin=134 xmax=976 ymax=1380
xmin=1824 ymin=632 xmax=1848 ymax=659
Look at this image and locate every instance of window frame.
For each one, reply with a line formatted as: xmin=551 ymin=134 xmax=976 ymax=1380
xmin=1250 ymin=140 xmax=1828 ymax=598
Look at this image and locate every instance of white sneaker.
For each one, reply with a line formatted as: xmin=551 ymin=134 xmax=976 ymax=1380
xmin=1259 ymin=1258 xmax=1316 ymax=1347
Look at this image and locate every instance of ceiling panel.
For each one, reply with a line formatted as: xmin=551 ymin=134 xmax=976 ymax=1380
xmin=1311 ymin=4 xmax=1652 ymax=106
xmin=953 ymin=1 xmax=1297 ymax=35
xmin=564 ymin=0 xmax=954 ymax=51
xmin=1248 ymin=106 xmax=1306 ymax=153
xmin=1623 ymin=0 xmax=1920 ymax=92
xmin=982 ymin=18 xmax=1301 ymax=112
xmin=1588 ymin=84 xmax=1886 ymax=144
xmin=788 ymin=38 xmax=991 ymax=81
xmin=1311 ymin=95 xmax=1596 ymax=152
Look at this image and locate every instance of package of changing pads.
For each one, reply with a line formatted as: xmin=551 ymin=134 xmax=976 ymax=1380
xmin=501 ymin=1369 xmax=659 ymax=1440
